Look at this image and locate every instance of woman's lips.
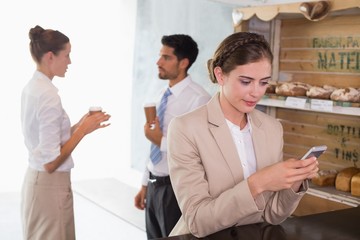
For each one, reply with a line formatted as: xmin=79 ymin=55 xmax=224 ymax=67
xmin=244 ymin=100 xmax=257 ymax=107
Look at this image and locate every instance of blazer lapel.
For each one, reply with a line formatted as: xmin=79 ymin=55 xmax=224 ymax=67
xmin=249 ymin=111 xmax=268 ymax=171
xmin=207 ymin=93 xmax=244 ymax=182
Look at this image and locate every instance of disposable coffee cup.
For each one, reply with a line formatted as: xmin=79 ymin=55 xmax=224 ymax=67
xmin=144 ymin=103 xmax=156 ymax=123
xmin=89 ymin=106 xmax=103 ymax=115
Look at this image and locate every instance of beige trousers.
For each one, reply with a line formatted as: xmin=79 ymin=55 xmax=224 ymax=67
xmin=21 ymin=167 xmax=75 ymax=240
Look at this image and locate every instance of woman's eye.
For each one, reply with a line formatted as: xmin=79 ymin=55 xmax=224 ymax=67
xmin=260 ymin=81 xmax=269 ymax=86
xmin=240 ymin=80 xmax=251 ymax=85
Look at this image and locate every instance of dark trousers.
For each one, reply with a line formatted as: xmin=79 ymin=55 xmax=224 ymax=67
xmin=145 ymin=173 xmax=181 ymax=239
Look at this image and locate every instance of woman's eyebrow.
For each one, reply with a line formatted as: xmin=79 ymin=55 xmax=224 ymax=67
xmin=238 ymin=75 xmax=272 ymax=80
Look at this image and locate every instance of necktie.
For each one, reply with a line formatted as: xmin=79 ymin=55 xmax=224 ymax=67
xmin=150 ymin=88 xmax=172 ymax=165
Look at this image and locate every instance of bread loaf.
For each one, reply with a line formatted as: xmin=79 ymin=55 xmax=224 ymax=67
xmin=266 ymin=82 xmax=277 ymax=94
xmin=351 ymin=172 xmax=360 ymax=197
xmin=330 ymin=87 xmax=360 ymax=103
xmin=306 ymin=86 xmax=334 ymax=99
xmin=312 ymin=169 xmax=338 ymax=186
xmin=335 ymin=167 xmax=360 ymax=192
xmin=275 ymin=82 xmax=311 ymax=97
xmin=323 ymin=85 xmax=337 ymax=92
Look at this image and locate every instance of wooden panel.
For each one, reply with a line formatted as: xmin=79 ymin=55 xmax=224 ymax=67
xmin=280 ymin=61 xmax=360 ymax=74
xmin=281 ymin=36 xmax=360 ymax=49
xmin=278 ymin=14 xmax=360 ymax=88
xmin=281 ymin=15 xmax=360 ymax=37
xmin=277 ymin=108 xmax=360 ymax=170
xmin=280 ymin=49 xmax=360 ymax=73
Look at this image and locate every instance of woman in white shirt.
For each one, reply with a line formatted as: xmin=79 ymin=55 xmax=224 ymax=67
xmin=21 ymin=25 xmax=111 ymax=240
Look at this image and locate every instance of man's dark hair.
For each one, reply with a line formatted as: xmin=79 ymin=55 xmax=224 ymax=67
xmin=161 ymin=34 xmax=198 ymax=71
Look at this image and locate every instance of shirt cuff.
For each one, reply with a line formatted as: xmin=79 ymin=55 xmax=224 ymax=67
xmin=298 ymin=179 xmax=309 ymax=193
xmin=141 ymin=168 xmax=150 ymax=186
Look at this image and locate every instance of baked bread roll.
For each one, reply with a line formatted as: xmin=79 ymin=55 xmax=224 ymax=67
xmin=323 ymin=85 xmax=337 ymax=92
xmin=351 ymin=172 xmax=360 ymax=197
xmin=330 ymin=87 xmax=360 ymax=103
xmin=312 ymin=169 xmax=338 ymax=186
xmin=275 ymin=82 xmax=311 ymax=97
xmin=266 ymin=82 xmax=277 ymax=94
xmin=335 ymin=167 xmax=360 ymax=192
xmin=306 ymin=86 xmax=335 ymax=99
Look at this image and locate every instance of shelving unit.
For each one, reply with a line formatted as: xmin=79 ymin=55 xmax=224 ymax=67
xmin=308 ymin=183 xmax=360 ymax=207
xmin=258 ymin=96 xmax=360 ymax=213
xmin=292 ymin=182 xmax=360 ymax=216
xmin=233 ymin=0 xmax=360 ymax=214
xmin=258 ymin=97 xmax=360 ymax=116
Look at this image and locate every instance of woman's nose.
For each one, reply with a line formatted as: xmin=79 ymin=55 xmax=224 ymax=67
xmin=250 ymin=83 xmax=262 ymax=97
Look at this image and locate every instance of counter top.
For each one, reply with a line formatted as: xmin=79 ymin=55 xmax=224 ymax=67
xmin=156 ymin=207 xmax=360 ymax=240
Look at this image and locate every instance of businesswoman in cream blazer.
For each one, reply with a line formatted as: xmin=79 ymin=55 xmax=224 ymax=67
xmin=167 ymin=32 xmax=319 ymax=238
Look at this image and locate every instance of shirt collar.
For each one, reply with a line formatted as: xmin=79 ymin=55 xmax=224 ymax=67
xmin=33 ymin=70 xmax=58 ymax=91
xmin=167 ymin=75 xmax=192 ymax=98
xmin=34 ymin=70 xmax=50 ymax=81
xmin=225 ymin=114 xmax=252 ymax=133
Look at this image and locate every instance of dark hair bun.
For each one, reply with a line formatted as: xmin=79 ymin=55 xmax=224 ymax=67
xmin=29 ymin=25 xmax=44 ymax=42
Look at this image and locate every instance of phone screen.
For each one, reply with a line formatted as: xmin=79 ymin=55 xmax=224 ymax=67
xmin=300 ymin=145 xmax=327 ymax=160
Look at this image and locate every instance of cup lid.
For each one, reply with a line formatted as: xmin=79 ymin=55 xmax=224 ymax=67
xmin=143 ymin=102 xmax=156 ymax=107
xmin=89 ymin=106 xmax=102 ymax=111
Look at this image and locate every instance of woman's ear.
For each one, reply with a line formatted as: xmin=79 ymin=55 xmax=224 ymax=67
xmin=43 ymin=51 xmax=54 ymax=63
xmin=214 ymin=66 xmax=224 ymax=86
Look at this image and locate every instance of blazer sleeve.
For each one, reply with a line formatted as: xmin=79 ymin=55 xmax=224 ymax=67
xmin=257 ymin=118 xmax=307 ymax=225
xmin=250 ymin=112 xmax=307 ymax=225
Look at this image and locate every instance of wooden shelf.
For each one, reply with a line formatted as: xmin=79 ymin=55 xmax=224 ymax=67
xmin=293 ymin=183 xmax=360 ymax=217
xmin=308 ymin=183 xmax=360 ymax=207
xmin=258 ymin=98 xmax=360 ymax=116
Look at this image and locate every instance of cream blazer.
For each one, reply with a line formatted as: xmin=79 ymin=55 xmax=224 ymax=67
xmin=168 ymin=93 xmax=307 ymax=237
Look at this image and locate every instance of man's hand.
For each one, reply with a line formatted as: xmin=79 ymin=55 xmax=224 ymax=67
xmin=134 ymin=186 xmax=147 ymax=210
xmin=144 ymin=117 xmax=163 ymax=146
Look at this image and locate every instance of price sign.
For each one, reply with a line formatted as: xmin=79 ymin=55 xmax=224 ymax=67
xmin=285 ymin=97 xmax=307 ymax=108
xmin=311 ymin=99 xmax=333 ymax=111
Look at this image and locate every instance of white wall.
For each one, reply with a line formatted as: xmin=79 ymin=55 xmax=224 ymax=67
xmin=0 ymin=0 xmax=140 ymax=193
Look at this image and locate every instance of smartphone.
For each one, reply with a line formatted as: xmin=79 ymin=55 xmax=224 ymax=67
xmin=300 ymin=145 xmax=327 ymax=160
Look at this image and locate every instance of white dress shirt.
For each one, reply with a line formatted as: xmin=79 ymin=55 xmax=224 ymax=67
xmin=21 ymin=71 xmax=74 ymax=172
xmin=226 ymin=115 xmax=257 ymax=179
xmin=141 ymin=76 xmax=211 ymax=185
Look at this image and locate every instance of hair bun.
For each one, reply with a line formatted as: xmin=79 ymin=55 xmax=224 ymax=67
xmin=29 ymin=25 xmax=44 ymax=42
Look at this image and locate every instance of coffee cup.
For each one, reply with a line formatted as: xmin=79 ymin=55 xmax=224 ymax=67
xmin=144 ymin=103 xmax=156 ymax=123
xmin=89 ymin=106 xmax=103 ymax=115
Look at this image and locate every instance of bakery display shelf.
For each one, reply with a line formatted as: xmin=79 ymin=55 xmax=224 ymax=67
xmin=258 ymin=96 xmax=360 ymax=116
xmin=308 ymin=183 xmax=360 ymax=207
